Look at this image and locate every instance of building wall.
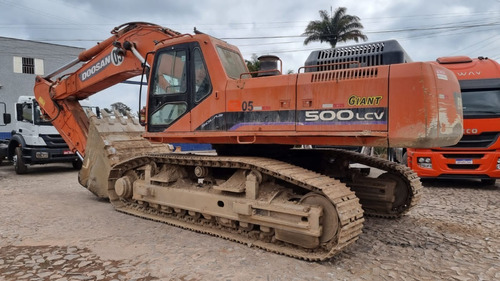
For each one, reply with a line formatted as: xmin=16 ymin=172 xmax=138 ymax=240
xmin=0 ymin=37 xmax=84 ymax=139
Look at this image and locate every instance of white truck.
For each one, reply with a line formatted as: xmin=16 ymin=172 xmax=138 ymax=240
xmin=0 ymin=102 xmax=9 ymax=165
xmin=0 ymin=96 xmax=81 ymax=173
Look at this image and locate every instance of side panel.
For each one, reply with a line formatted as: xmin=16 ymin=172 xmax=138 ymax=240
xmin=223 ymin=75 xmax=296 ymax=132
xmin=388 ymin=63 xmax=462 ymax=148
xmin=296 ymin=66 xmax=389 ymax=132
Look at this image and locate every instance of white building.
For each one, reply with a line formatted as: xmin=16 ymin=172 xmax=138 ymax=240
xmin=0 ymin=36 xmax=83 ymax=139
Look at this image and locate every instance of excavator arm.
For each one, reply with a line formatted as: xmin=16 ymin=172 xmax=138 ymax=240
xmin=34 ymin=22 xmax=180 ymax=157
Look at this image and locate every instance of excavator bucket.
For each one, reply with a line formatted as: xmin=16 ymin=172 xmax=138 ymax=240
xmin=78 ymin=109 xmax=173 ymax=198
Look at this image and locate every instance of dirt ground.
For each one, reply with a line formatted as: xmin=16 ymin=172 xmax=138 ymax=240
xmin=0 ymin=162 xmax=499 ymax=281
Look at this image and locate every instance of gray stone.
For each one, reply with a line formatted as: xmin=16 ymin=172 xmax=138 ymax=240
xmin=78 ymin=260 xmax=93 ymax=268
xmin=14 ymin=254 xmax=29 ymax=261
xmin=37 ymin=271 xmax=53 ymax=278
xmin=53 ymin=259 xmax=66 ymax=266
xmin=47 ymin=254 xmax=63 ymax=261
xmin=63 ymin=254 xmax=79 ymax=261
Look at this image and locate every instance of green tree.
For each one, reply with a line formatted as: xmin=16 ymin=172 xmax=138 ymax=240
xmin=303 ymin=6 xmax=368 ymax=48
xmin=110 ymin=102 xmax=132 ymax=116
xmin=245 ymin=54 xmax=261 ymax=77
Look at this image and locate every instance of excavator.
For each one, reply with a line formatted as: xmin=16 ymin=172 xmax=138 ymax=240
xmin=34 ymin=22 xmax=463 ymax=261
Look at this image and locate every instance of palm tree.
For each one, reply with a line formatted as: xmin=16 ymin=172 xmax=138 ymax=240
xmin=303 ymin=7 xmax=368 ymax=48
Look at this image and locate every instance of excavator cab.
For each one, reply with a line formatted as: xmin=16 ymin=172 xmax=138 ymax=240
xmin=147 ymin=42 xmax=219 ymax=132
xmin=144 ymin=38 xmax=250 ymax=136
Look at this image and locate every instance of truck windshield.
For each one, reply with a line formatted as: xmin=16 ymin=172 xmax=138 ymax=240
xmin=462 ymin=89 xmax=500 ymax=117
xmin=216 ymin=46 xmax=247 ymax=79
xmin=34 ymin=102 xmax=53 ymax=126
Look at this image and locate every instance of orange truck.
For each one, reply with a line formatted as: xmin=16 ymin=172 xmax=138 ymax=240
xmin=407 ymin=56 xmax=500 ymax=185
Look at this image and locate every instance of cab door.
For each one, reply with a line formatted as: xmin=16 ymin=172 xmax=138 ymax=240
xmin=147 ymin=44 xmax=191 ymax=132
xmin=16 ymin=102 xmax=36 ymax=143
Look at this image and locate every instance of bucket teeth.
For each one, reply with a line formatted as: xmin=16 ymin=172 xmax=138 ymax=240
xmin=112 ymin=109 xmax=131 ymax=125
xmin=84 ymin=108 xmax=97 ymax=119
xmin=78 ymin=110 xmax=172 ymax=198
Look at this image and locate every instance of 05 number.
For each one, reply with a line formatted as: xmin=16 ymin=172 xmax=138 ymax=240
xmin=241 ymin=101 xmax=254 ymax=111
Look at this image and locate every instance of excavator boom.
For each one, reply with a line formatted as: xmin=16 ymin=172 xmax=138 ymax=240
xmin=35 ymin=22 xmax=180 ymax=156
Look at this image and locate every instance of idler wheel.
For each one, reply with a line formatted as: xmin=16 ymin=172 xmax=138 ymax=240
xmin=300 ymin=192 xmax=339 ymax=243
xmin=378 ymin=172 xmax=410 ymax=212
xmin=194 ymin=166 xmax=210 ymax=178
xmin=114 ymin=176 xmax=133 ymax=199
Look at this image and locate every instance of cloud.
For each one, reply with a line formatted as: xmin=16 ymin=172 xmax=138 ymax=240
xmin=1 ymin=0 xmax=499 ymax=111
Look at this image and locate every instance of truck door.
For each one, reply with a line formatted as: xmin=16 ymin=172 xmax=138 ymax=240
xmin=16 ymin=102 xmax=37 ymax=144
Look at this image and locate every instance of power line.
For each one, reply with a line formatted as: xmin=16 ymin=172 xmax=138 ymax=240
xmin=1 ymin=3 xmax=498 ymax=60
xmin=23 ymin=19 xmax=500 ymax=42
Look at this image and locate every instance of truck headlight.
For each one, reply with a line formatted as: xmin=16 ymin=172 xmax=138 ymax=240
xmin=36 ymin=152 xmax=49 ymax=159
xmin=417 ymin=157 xmax=432 ymax=169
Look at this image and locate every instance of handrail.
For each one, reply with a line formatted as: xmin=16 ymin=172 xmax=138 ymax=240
xmin=239 ymin=69 xmax=282 ymax=79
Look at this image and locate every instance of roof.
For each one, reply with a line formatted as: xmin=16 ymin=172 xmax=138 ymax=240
xmin=0 ymin=36 xmax=85 ymax=51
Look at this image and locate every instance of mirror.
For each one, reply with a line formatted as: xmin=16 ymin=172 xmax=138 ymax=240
xmin=2 ymin=113 xmax=11 ymax=125
xmin=16 ymin=104 xmax=23 ymax=121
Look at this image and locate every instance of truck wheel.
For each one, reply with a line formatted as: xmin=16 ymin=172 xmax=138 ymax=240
xmin=14 ymin=147 xmax=28 ymax=174
xmin=72 ymin=159 xmax=82 ymax=170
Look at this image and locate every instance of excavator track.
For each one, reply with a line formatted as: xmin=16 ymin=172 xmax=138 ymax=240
xmin=78 ymin=111 xmax=417 ymax=260
xmin=316 ymin=148 xmax=422 ymax=218
xmin=106 ymin=154 xmax=364 ymax=261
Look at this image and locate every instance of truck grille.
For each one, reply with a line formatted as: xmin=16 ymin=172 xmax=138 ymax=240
xmin=442 ymin=154 xmax=484 ymax=159
xmin=447 ymin=164 xmax=480 ymax=170
xmin=39 ymin=134 xmax=69 ymax=148
xmin=445 ymin=132 xmax=499 ymax=149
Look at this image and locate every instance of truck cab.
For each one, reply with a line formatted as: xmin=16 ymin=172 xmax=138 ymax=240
xmin=2 ymin=96 xmax=80 ymax=173
xmin=407 ymin=56 xmax=500 ymax=185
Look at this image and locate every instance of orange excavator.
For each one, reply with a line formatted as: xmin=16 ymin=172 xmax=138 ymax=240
xmin=34 ymin=22 xmax=463 ymax=261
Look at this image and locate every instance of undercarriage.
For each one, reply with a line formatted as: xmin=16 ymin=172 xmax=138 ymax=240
xmin=108 ymin=154 xmax=364 ymax=260
xmin=77 ymin=110 xmax=421 ymax=261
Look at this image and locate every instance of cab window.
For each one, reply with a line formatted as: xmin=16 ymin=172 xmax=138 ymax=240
xmin=153 ymin=50 xmax=187 ymax=95
xmin=216 ymin=46 xmax=247 ymax=79
xmin=150 ymin=102 xmax=187 ymax=125
xmin=34 ymin=102 xmax=52 ymax=125
xmin=21 ymin=103 xmax=33 ymax=123
xmin=193 ymin=48 xmax=211 ymax=102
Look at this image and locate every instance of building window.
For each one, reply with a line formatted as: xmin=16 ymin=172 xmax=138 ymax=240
xmin=22 ymin=57 xmax=35 ymax=74
xmin=13 ymin=56 xmax=44 ymax=75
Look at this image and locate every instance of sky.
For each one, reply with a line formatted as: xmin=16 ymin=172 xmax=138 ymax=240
xmin=1 ymin=0 xmax=499 ymax=112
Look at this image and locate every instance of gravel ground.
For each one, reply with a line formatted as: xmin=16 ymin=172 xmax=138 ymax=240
xmin=0 ymin=163 xmax=499 ymax=281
